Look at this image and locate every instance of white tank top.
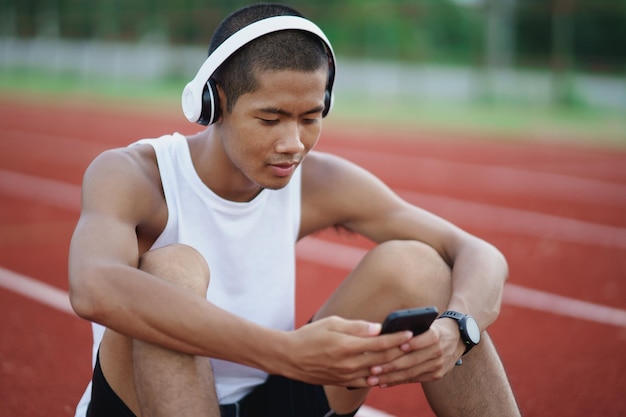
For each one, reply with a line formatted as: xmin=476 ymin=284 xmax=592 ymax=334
xmin=75 ymin=133 xmax=301 ymax=415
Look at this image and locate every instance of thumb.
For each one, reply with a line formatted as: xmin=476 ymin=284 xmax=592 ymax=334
xmin=340 ymin=319 xmax=382 ymax=337
xmin=319 ymin=316 xmax=382 ymax=337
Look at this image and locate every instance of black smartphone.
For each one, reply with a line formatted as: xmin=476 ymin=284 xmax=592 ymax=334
xmin=380 ymin=306 xmax=439 ymax=336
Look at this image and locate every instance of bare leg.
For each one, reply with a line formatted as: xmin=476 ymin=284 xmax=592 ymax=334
xmin=316 ymin=240 xmax=452 ymax=414
xmin=423 ymin=333 xmax=521 ymax=417
xmin=314 ymin=240 xmax=520 ymax=416
xmin=99 ymin=244 xmax=220 ymax=417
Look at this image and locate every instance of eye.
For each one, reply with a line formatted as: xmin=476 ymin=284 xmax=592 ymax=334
xmin=258 ymin=118 xmax=279 ymax=126
xmin=302 ymin=118 xmax=320 ymax=125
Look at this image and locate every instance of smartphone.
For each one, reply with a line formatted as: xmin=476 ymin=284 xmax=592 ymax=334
xmin=380 ymin=306 xmax=439 ymax=336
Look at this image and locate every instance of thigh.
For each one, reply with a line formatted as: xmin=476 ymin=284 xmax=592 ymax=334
xmin=314 ymin=239 xmax=452 ymax=323
xmin=97 ymin=243 xmax=212 ymax=415
xmin=314 ymin=240 xmax=452 ymax=413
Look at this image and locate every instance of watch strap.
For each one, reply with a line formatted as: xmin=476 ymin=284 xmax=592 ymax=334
xmin=440 ymin=310 xmax=465 ymax=321
xmin=438 ymin=310 xmax=478 ymax=355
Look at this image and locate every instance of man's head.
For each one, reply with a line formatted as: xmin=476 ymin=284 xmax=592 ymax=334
xmin=180 ymin=3 xmax=334 ymax=125
xmin=209 ymin=3 xmax=331 ymax=115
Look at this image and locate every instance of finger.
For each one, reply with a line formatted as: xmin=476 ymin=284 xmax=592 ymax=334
xmin=371 ymin=354 xmax=446 ymax=387
xmin=353 ymin=334 xmax=415 ymax=372
xmin=399 ymin=329 xmax=440 ymax=352
xmin=325 ymin=317 xmax=383 ymax=337
xmin=324 ymin=317 xmax=414 ymax=354
xmin=321 ymin=332 xmax=415 ymax=380
xmin=378 ymin=341 xmax=441 ymax=373
xmin=320 ymin=316 xmax=416 ymax=350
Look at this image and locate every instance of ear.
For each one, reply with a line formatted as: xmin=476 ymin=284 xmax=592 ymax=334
xmin=215 ymin=83 xmax=227 ymax=124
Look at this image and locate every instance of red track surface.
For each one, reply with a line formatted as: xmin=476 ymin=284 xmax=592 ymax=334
xmin=1 ymin=95 xmax=625 ymax=416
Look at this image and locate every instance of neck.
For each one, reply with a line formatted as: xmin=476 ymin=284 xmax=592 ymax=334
xmin=188 ymin=128 xmax=263 ymax=202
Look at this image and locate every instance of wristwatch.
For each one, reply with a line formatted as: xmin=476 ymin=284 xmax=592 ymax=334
xmin=438 ymin=310 xmax=481 ymax=355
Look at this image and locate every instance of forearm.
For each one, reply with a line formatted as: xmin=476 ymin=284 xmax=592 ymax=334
xmin=70 ymin=264 xmax=287 ymax=372
xmin=445 ymin=238 xmax=508 ymax=330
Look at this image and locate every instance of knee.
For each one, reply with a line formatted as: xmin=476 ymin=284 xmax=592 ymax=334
xmin=138 ymin=244 xmax=210 ymax=296
xmin=364 ymin=240 xmax=452 ymax=310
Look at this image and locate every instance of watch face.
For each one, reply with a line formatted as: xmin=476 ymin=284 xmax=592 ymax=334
xmin=465 ymin=317 xmax=481 ymax=344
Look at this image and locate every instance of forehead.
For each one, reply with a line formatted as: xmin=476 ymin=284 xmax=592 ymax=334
xmin=241 ymin=68 xmax=328 ymax=109
xmin=256 ymin=67 xmax=327 ymax=91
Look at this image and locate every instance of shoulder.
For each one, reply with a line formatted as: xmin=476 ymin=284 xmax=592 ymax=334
xmin=301 ymin=151 xmax=375 ymax=189
xmin=84 ymin=144 xmax=158 ymax=193
xmin=81 ymin=143 xmax=164 ymax=222
xmin=301 ymin=151 xmax=363 ymax=207
xmin=301 ymin=150 xmax=398 ymax=197
xmin=300 ymin=151 xmax=404 ymax=237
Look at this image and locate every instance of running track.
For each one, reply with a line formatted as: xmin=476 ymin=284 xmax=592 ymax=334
xmin=0 ymin=95 xmax=625 ymax=417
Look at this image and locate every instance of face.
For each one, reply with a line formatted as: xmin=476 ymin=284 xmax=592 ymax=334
xmin=215 ymin=67 xmax=327 ymax=200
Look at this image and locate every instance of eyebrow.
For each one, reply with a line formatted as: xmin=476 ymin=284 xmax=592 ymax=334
xmin=258 ymin=105 xmax=325 ymax=118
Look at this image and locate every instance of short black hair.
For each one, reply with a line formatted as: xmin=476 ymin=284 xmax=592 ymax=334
xmin=209 ymin=3 xmax=329 ymax=113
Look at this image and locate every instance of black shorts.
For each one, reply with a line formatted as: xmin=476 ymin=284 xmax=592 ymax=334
xmin=86 ymin=351 xmax=359 ymax=417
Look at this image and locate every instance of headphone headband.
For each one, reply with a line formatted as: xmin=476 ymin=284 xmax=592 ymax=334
xmin=182 ymin=15 xmax=336 ymax=124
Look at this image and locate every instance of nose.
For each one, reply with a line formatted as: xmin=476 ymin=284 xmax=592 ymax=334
xmin=275 ymin=122 xmax=305 ymax=155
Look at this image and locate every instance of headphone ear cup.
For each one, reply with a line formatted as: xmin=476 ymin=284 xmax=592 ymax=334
xmin=322 ymin=89 xmax=332 ymax=117
xmin=198 ymin=78 xmax=221 ymax=125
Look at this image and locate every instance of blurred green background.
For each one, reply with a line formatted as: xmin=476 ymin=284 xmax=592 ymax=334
xmin=1 ymin=0 xmax=624 ymax=144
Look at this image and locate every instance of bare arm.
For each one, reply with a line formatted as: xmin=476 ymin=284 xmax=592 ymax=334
xmin=68 ymin=147 xmax=413 ymax=386
xmin=68 ymin=148 xmax=273 ymax=358
xmin=301 ymin=151 xmax=508 ymax=330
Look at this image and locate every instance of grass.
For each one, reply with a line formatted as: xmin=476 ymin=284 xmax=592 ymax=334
xmin=336 ymin=95 xmax=626 ymax=147
xmin=1 ymin=69 xmax=624 ymax=148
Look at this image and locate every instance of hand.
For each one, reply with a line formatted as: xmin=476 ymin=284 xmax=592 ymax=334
xmin=365 ymin=318 xmax=465 ymax=388
xmin=278 ymin=316 xmax=414 ymax=387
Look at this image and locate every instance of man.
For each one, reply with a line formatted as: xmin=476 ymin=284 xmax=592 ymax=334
xmin=70 ymin=3 xmax=520 ymax=417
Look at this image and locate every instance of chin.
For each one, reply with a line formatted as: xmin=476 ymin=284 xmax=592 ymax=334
xmin=261 ymin=177 xmax=292 ymax=191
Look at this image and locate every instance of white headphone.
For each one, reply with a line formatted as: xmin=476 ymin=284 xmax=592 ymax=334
xmin=181 ymin=15 xmax=337 ymax=125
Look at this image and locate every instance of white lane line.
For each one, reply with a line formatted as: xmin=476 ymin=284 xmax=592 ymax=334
xmin=2 ymin=169 xmax=626 ymax=327
xmin=2 ymin=169 xmax=625 ymax=250
xmin=356 ymin=405 xmax=396 ymax=417
xmin=8 ymin=123 xmax=625 ymax=204
xmin=0 ymin=266 xmax=397 ymax=417
xmin=322 ymin=145 xmax=626 ymax=207
xmin=0 ymin=266 xmax=74 ymax=315
xmin=296 ymin=237 xmax=626 ymax=328
xmin=1 ymin=241 xmax=624 ymax=417
xmin=400 ymin=191 xmax=626 ymax=250
xmin=503 ymin=284 xmax=626 ymax=328
xmin=0 ymin=169 xmax=80 ymax=211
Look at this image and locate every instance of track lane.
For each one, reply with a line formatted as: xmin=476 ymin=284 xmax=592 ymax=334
xmin=1 ymin=97 xmax=625 ymax=416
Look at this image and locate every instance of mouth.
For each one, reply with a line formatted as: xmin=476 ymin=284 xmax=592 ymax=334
xmin=269 ymin=160 xmax=299 ymax=177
